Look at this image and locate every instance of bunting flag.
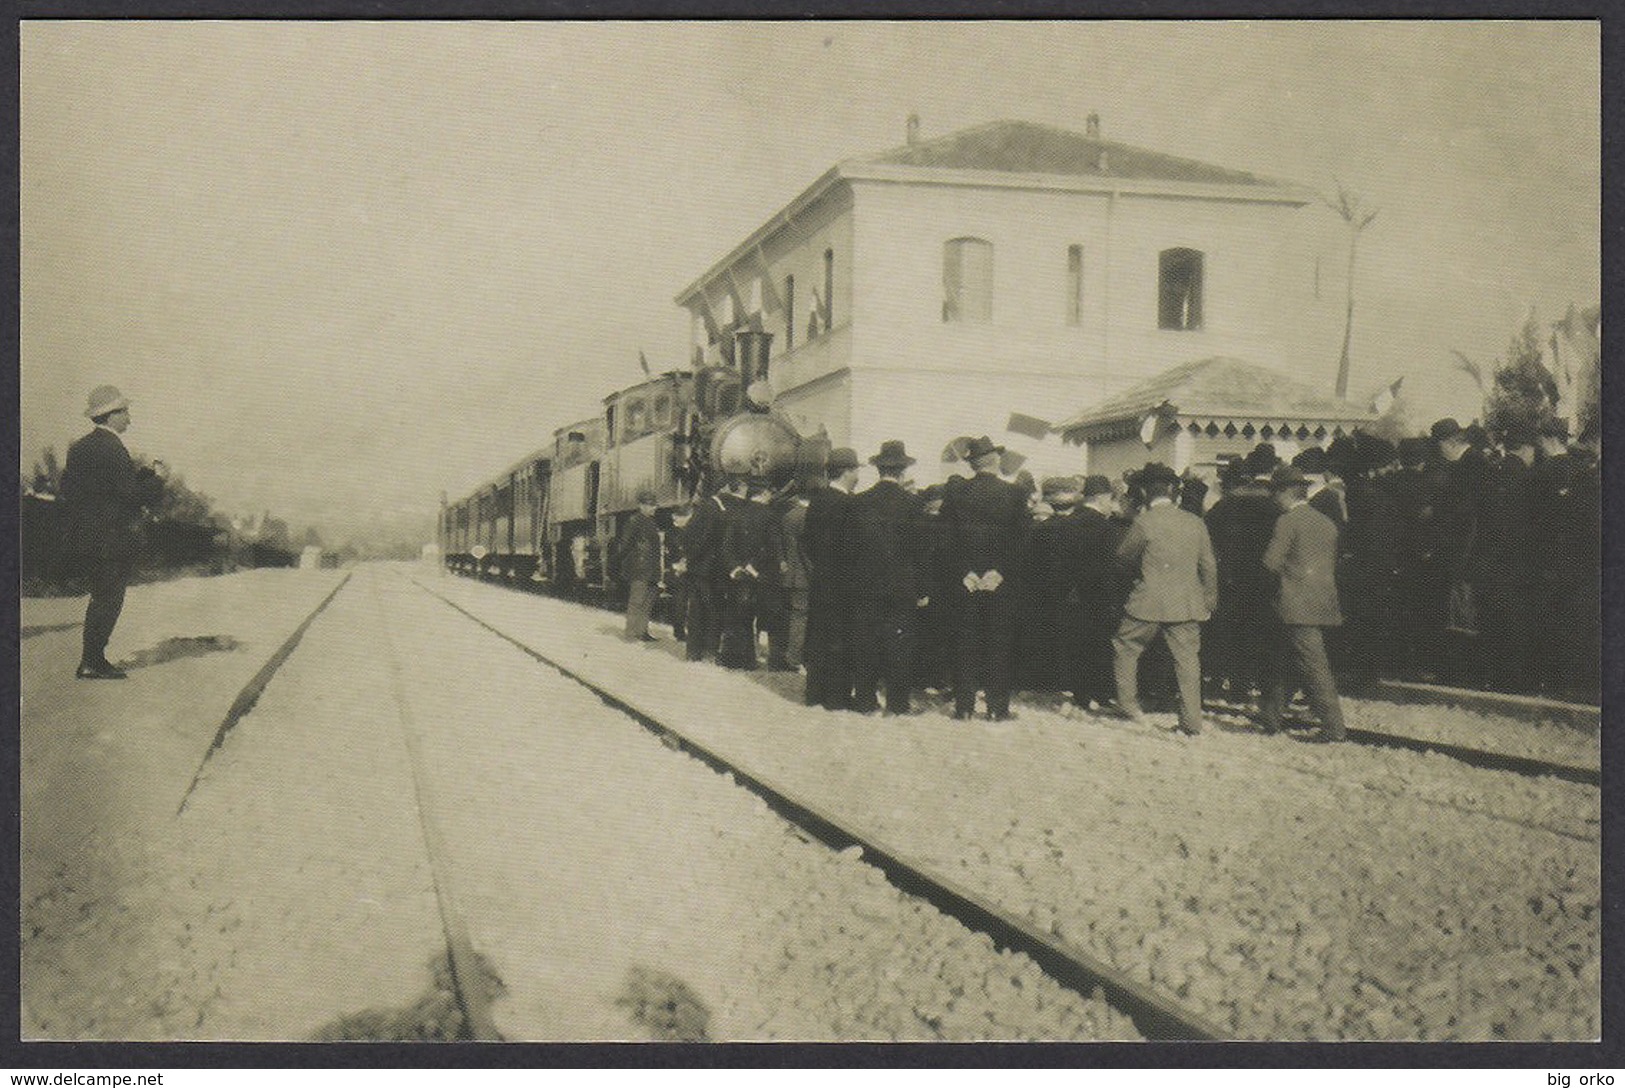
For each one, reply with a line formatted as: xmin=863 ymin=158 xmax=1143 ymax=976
xmin=941 ymin=435 xmax=974 ymax=463
xmin=696 ymin=295 xmax=721 ymax=342
xmin=1371 ymin=375 xmax=1404 ymax=414
xmin=753 ymin=245 xmax=784 ymax=313
xmin=1006 ymin=412 xmax=1051 ymax=441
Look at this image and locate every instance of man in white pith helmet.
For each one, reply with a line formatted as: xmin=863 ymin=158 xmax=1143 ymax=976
xmin=59 ymin=385 xmax=168 ymax=679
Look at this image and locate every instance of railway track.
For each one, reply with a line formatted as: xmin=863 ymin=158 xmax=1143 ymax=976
xmin=109 ymin=565 xmax=1590 ymax=1040
xmin=445 ymin=568 xmax=1601 ymax=791
xmin=413 ymin=572 xmax=1217 ymax=1041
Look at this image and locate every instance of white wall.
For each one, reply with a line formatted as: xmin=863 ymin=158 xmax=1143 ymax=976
xmin=849 ymin=179 xmax=1343 ymax=411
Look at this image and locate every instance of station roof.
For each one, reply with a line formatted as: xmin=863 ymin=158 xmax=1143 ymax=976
xmin=676 ymin=119 xmax=1309 ymax=307
xmin=863 ymin=119 xmax=1284 ymax=188
xmin=1055 ymin=357 xmax=1376 ymax=441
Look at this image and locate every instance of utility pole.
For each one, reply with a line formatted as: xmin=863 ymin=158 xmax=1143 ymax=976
xmin=1325 ymin=182 xmax=1379 ymax=400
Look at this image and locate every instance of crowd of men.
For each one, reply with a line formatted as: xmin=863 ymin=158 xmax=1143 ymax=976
xmin=617 ymin=413 xmax=1601 ymax=735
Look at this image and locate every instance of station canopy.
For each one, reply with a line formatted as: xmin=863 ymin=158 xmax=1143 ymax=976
xmin=1055 ymin=357 xmax=1377 ymax=446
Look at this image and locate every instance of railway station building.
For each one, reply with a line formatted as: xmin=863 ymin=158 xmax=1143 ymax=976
xmin=674 ymin=117 xmax=1348 ymax=481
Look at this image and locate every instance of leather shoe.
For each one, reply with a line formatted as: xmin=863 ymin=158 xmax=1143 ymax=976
xmin=76 ymin=662 xmax=127 ymax=680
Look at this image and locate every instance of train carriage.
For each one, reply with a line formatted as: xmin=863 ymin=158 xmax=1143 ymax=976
xmin=441 ymin=334 xmax=825 ymax=597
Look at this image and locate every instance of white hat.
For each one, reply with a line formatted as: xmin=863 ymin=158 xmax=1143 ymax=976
xmin=85 ymin=385 xmax=130 ymax=419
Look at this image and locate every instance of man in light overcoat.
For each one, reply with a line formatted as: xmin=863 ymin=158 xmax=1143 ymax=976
xmin=1111 ymin=462 xmax=1218 ymax=734
xmin=1257 ymin=464 xmax=1346 ymax=740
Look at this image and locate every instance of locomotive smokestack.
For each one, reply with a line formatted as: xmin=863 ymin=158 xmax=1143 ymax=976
xmin=906 ymin=113 xmax=921 ymax=146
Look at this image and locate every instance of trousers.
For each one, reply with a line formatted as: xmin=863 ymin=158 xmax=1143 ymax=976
xmin=1113 ymin=616 xmax=1204 ymax=733
xmin=82 ymin=553 xmax=134 ymax=666
xmin=1258 ymin=624 xmax=1345 ymax=738
xmin=953 ymin=585 xmax=1016 ymax=718
xmin=624 ymin=579 xmax=654 ymax=640
xmin=850 ymin=599 xmax=918 ymax=713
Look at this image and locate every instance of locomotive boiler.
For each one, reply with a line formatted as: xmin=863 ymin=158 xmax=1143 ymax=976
xmin=440 ymin=328 xmax=830 ymax=593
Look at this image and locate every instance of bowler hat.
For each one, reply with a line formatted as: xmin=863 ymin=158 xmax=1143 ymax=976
xmin=1291 ymin=447 xmax=1329 ymax=474
xmin=1431 ymin=418 xmax=1464 ymax=441
xmin=1041 ymin=475 xmax=1080 ymax=498
xmin=1242 ymin=442 xmax=1281 ymax=478
xmin=635 ymin=486 xmax=659 ymax=505
xmin=1134 ymin=462 xmax=1179 ymax=489
xmin=85 ymin=385 xmax=129 ymax=419
xmin=1081 ymin=474 xmax=1114 ymax=498
xmin=1270 ymin=464 xmax=1311 ymax=490
xmin=963 ymin=435 xmax=1005 ymax=462
xmin=1464 ymin=423 xmax=1489 ymax=447
xmin=827 ymin=447 xmax=860 ymax=472
xmin=1356 ymin=433 xmax=1398 ymax=472
xmin=869 ymin=439 xmax=916 ymax=470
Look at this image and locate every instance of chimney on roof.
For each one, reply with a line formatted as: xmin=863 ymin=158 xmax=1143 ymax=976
xmin=1086 ymin=113 xmax=1101 ymax=138
xmin=906 ymin=113 xmax=921 ymax=146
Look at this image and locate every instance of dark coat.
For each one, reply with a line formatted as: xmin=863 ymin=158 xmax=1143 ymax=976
xmin=940 ymin=471 xmax=1029 ymax=577
xmin=765 ymin=498 xmax=812 ymax=592
xmin=1205 ymin=490 xmax=1280 ymax=620
xmin=1115 ymin=500 xmax=1219 ymax=623
xmin=1263 ymin=501 xmax=1343 ymax=626
xmin=60 ymin=426 xmax=163 ymax=564
xmin=722 ymin=495 xmax=773 ymax=579
xmin=1470 ymin=455 xmax=1535 ymax=576
xmin=846 ymin=479 xmax=927 ymax=603
xmin=805 ymin=484 xmax=856 ymax=604
xmin=681 ymin=493 xmax=730 ymax=584
xmin=612 ymin=510 xmax=661 ymax=583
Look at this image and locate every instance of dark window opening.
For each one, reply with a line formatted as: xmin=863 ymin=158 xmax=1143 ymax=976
xmin=1158 ymin=247 xmax=1204 ymax=330
xmin=943 ymin=237 xmax=994 ymax=323
xmin=1067 ymin=244 xmax=1084 ymax=326
xmin=784 ymin=275 xmax=795 ymax=353
xmin=823 ymin=248 xmax=834 ymax=331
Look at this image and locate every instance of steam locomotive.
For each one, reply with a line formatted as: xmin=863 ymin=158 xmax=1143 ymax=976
xmin=439 ymin=328 xmax=829 ymax=592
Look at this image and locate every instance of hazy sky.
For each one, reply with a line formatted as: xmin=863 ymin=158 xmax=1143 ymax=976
xmin=21 ymin=21 xmax=1599 ymax=543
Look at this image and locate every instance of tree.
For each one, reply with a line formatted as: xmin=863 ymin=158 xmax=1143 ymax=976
xmin=1325 ymin=182 xmax=1379 ymax=400
xmin=1483 ymin=311 xmax=1560 ymax=437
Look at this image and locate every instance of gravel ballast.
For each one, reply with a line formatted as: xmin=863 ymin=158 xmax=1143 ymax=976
xmin=425 ymin=570 xmax=1600 ymax=1041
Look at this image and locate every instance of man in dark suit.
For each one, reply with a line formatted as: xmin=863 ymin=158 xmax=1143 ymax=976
xmin=846 ymin=441 xmax=929 ymax=715
xmin=612 ymin=487 xmax=662 ymax=642
xmin=803 ymin=448 xmax=860 ymax=709
xmin=1468 ymin=424 xmax=1538 ymax=691
xmin=60 ymin=385 xmax=167 ymax=679
xmin=1112 ymin=462 xmax=1218 ymax=735
xmin=718 ymin=477 xmax=771 ymax=669
xmin=1257 ymin=465 xmax=1346 ymax=740
xmin=1203 ymin=457 xmax=1281 ymax=701
xmin=940 ymin=436 xmax=1030 ymax=721
xmin=681 ymin=486 xmax=732 ymax=662
xmin=1069 ymin=475 xmax=1127 ymax=709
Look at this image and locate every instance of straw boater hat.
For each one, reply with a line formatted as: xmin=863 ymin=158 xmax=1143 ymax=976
xmin=85 ymin=385 xmax=129 ymax=419
xmin=869 ymin=440 xmax=916 ymax=470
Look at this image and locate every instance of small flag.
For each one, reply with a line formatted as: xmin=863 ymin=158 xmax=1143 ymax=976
xmin=1006 ymin=412 xmax=1051 ymax=441
xmin=638 ymin=350 xmax=651 ymax=377
xmin=1371 ymin=375 xmax=1404 ymax=414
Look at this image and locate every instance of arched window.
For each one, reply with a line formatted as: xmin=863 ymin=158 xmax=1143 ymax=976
xmin=1158 ymin=247 xmax=1204 ymax=330
xmin=943 ymin=237 xmax=994 ymax=323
